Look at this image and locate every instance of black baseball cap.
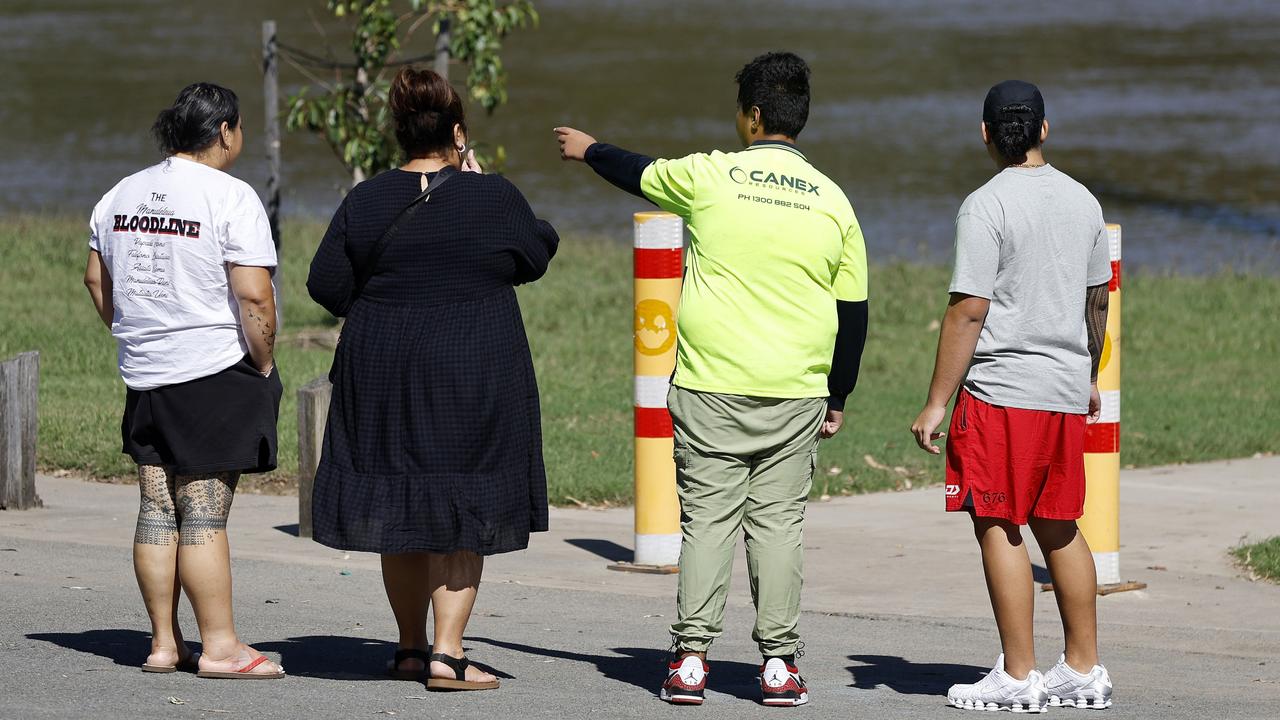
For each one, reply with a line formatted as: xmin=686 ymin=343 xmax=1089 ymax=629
xmin=983 ymin=80 xmax=1044 ymax=125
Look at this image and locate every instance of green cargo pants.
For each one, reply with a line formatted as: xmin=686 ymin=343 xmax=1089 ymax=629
xmin=667 ymin=385 xmax=826 ymax=657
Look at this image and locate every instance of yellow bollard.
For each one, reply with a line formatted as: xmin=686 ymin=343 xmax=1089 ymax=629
xmin=1078 ymin=224 xmax=1143 ymax=594
xmin=610 ymin=211 xmax=683 ymax=573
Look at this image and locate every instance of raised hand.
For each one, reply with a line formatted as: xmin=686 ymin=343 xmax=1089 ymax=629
xmin=554 ymin=126 xmax=597 ymax=162
xmin=461 ymin=148 xmax=483 ymax=174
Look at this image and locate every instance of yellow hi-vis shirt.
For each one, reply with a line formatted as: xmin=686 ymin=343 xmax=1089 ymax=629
xmin=640 ymin=141 xmax=868 ymax=399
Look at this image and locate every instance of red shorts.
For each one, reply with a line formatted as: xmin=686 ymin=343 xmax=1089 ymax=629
xmin=945 ymin=389 xmax=1086 ymax=524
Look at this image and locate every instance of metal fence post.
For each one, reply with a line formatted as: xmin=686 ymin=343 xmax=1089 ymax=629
xmin=610 ymin=212 xmax=683 ymax=573
xmin=1079 ymin=224 xmax=1144 ymax=595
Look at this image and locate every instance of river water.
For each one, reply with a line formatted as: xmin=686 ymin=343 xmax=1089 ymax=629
xmin=4 ymin=0 xmax=1278 ymax=271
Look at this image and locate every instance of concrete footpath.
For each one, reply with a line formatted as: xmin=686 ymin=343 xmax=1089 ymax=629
xmin=1 ymin=457 xmax=1277 ymax=719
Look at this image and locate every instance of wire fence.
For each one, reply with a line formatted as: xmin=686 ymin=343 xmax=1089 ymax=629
xmin=276 ymin=41 xmax=438 ymax=71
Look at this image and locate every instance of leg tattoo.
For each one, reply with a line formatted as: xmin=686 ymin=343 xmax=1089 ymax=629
xmin=176 ymin=472 xmax=240 ymax=546
xmin=135 ymin=465 xmax=178 ymax=546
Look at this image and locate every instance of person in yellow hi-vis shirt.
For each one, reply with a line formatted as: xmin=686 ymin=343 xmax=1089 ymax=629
xmin=556 ymin=52 xmax=868 ymax=708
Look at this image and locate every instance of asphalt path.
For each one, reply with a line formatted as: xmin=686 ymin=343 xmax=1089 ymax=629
xmin=2 ymin=458 xmax=1278 ymax=719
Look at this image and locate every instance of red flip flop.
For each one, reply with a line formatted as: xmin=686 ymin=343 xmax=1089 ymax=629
xmin=197 ymin=655 xmax=285 ymax=680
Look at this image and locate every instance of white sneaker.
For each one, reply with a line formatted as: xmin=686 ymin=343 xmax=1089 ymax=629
xmin=946 ymin=654 xmax=1048 ymax=713
xmin=1044 ymin=654 xmax=1113 ymax=709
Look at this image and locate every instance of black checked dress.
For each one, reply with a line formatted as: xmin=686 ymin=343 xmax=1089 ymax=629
xmin=306 ymin=169 xmax=559 ymax=555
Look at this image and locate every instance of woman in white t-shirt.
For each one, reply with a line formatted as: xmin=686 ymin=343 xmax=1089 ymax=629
xmin=84 ymin=83 xmax=285 ymax=680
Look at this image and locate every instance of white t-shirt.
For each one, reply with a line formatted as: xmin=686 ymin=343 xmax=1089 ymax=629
xmin=89 ymin=156 xmax=277 ymax=390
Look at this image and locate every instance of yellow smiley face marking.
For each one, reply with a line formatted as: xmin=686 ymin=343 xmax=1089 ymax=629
xmin=634 ymin=298 xmax=676 ymax=356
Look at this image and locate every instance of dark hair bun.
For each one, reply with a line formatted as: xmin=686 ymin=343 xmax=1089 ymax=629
xmin=151 ymin=82 xmax=240 ymax=155
xmin=989 ymin=107 xmax=1041 ymax=161
xmin=389 ymin=66 xmax=466 ymax=158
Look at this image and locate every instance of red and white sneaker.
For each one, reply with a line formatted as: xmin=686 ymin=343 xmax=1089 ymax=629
xmin=759 ymin=657 xmax=809 ymax=706
xmin=661 ymin=654 xmax=708 ymax=705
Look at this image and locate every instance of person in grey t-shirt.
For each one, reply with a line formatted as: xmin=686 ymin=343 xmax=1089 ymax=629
xmin=911 ymin=80 xmax=1115 ymax=712
xmin=951 ymin=163 xmax=1112 ymax=413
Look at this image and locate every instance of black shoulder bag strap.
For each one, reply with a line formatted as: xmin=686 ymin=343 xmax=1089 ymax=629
xmin=352 ymin=166 xmax=456 ymax=298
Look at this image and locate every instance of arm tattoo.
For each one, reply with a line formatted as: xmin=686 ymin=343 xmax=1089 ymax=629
xmin=135 ymin=465 xmax=178 ymax=546
xmin=246 ymin=308 xmax=276 ymax=350
xmin=1085 ymin=284 xmax=1110 ymax=382
xmin=176 ymin=472 xmax=240 ymax=546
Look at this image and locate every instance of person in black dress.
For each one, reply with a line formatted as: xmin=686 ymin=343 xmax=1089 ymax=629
xmin=307 ymin=66 xmax=558 ymax=690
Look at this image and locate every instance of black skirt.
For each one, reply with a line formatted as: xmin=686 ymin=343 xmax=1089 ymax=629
xmin=121 ymin=355 xmax=283 ymax=475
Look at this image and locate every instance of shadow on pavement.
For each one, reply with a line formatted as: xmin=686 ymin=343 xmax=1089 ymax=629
xmin=565 ymin=538 xmax=632 ymax=563
xmin=254 ymin=636 xmax=515 ymax=681
xmin=847 ymin=655 xmax=987 ymax=695
xmin=27 ymin=629 xmax=201 ymax=668
xmin=1032 ymin=564 xmax=1052 ymax=584
xmin=28 ymin=629 xmax=518 ymax=682
xmin=470 ymin=637 xmax=762 ymax=701
xmin=255 ymin=635 xmax=396 ymax=680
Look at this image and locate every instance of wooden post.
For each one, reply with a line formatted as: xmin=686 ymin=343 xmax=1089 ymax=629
xmin=262 ymin=20 xmax=281 ymax=250
xmin=351 ymin=61 xmax=369 ymax=187
xmin=1 ymin=352 xmax=41 ymax=510
xmin=297 ymin=377 xmax=332 ymax=537
xmin=434 ymin=18 xmax=451 ymax=79
xmin=263 ymin=20 xmax=284 ymax=329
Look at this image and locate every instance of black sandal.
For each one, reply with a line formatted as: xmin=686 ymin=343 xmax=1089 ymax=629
xmin=425 ymin=652 xmax=500 ymax=691
xmin=387 ymin=649 xmax=430 ymax=680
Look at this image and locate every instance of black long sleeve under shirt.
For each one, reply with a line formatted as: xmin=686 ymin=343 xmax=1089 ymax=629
xmin=827 ymin=299 xmax=868 ymax=411
xmin=584 ymin=142 xmax=655 ymax=201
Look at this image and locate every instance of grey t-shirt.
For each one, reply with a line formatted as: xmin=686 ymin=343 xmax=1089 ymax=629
xmin=950 ymin=164 xmax=1113 ymax=414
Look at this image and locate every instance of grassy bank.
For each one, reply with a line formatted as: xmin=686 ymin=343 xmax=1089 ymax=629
xmin=2 ymin=214 xmax=1277 ymax=503
xmin=1232 ymin=537 xmax=1280 ymax=583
